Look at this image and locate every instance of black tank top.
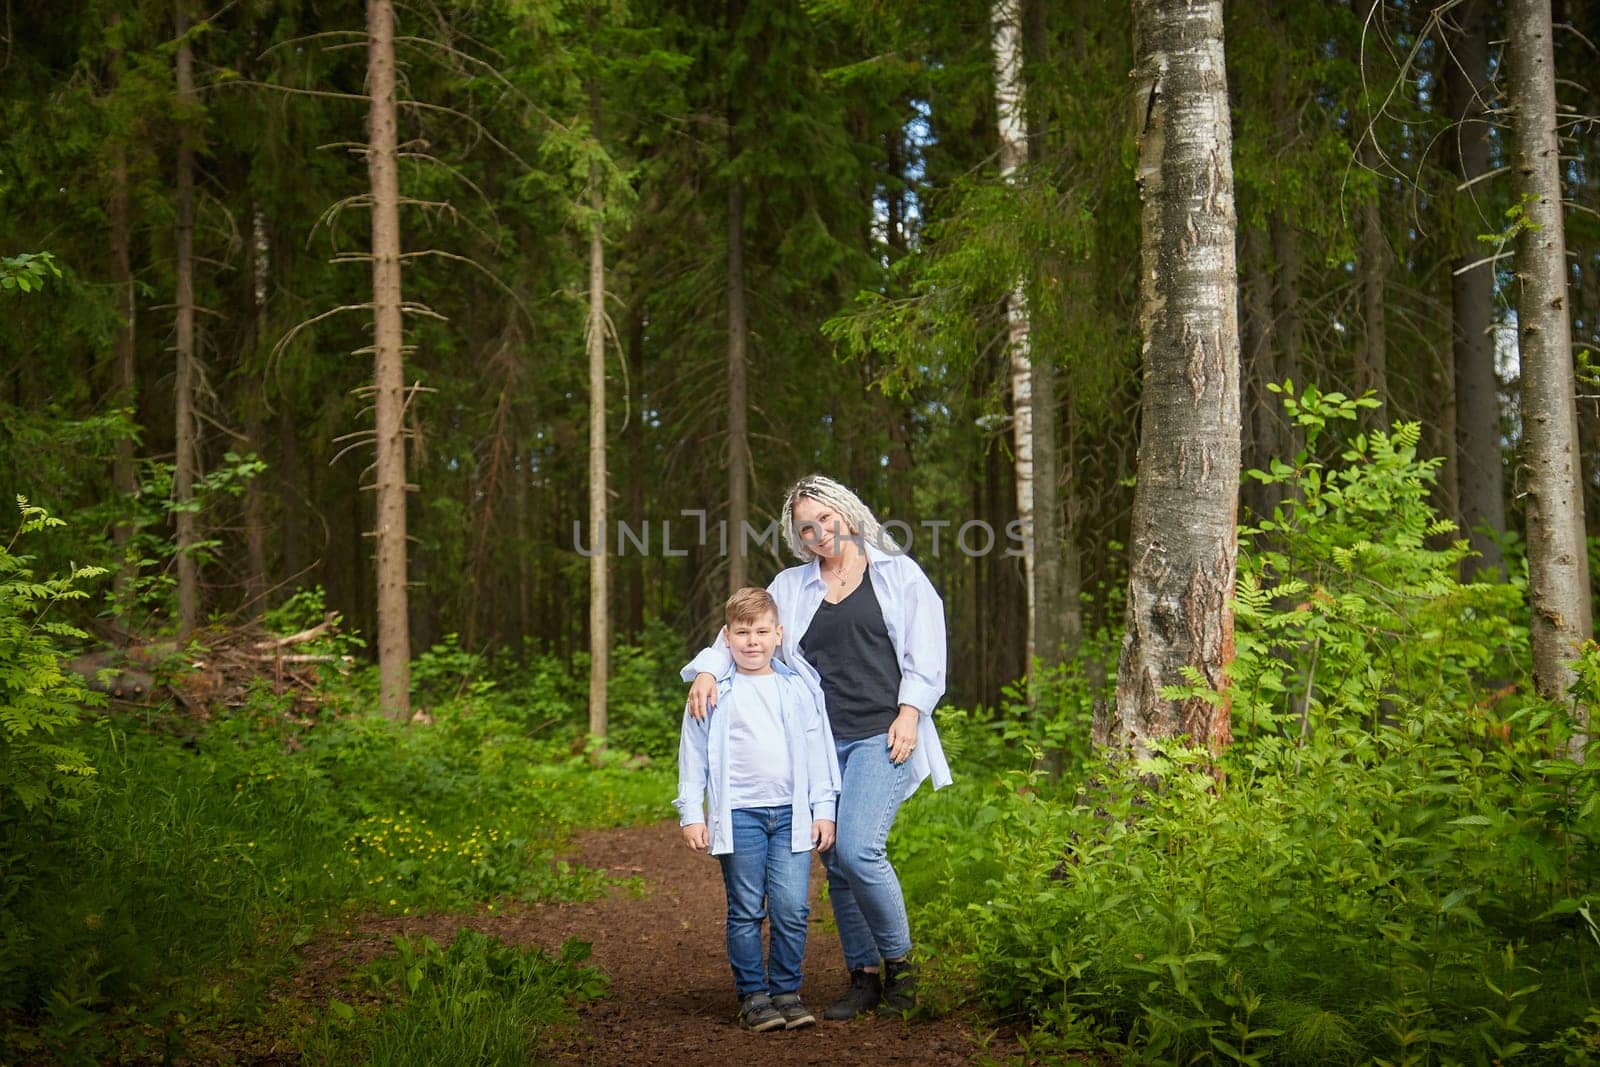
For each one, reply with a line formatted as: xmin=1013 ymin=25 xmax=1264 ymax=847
xmin=800 ymin=575 xmax=903 ymax=740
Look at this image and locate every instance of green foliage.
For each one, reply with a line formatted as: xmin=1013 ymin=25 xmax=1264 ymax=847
xmin=897 ymin=386 xmax=1593 ymax=1063
xmin=1235 ymin=382 xmax=1526 ymax=741
xmin=301 ymin=930 xmax=605 ymax=1065
xmin=0 ymin=634 xmax=673 ymax=1060
xmin=495 ymin=618 xmax=685 ymax=759
xmin=0 ymin=251 xmax=61 ymax=294
xmin=0 ymin=498 xmax=105 ymax=814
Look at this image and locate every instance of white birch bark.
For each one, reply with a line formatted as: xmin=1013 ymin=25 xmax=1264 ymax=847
xmin=1100 ymin=0 xmax=1240 ymax=756
xmin=992 ymin=0 xmax=1036 ymax=666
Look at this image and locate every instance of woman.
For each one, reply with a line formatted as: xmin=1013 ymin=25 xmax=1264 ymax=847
xmin=683 ymin=474 xmax=951 ymax=1020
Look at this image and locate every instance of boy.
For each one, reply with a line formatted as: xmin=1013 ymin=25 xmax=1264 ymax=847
xmin=674 ymin=587 xmax=839 ymax=1031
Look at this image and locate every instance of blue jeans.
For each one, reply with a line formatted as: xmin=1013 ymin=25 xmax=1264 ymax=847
xmin=716 ymin=805 xmax=813 ymax=997
xmin=822 ymin=732 xmax=912 ymax=970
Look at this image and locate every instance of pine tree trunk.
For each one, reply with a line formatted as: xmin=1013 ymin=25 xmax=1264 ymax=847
xmin=1445 ymin=0 xmax=1507 ymax=577
xmin=110 ymin=139 xmax=137 ymax=617
xmin=1357 ymin=138 xmax=1389 ymax=428
xmin=586 ymin=83 xmax=609 ymax=747
xmin=726 ymin=172 xmax=749 ymax=595
xmin=1508 ymin=0 xmax=1592 ymax=747
xmin=174 ymin=0 xmax=199 ymax=640
xmin=1269 ymin=213 xmax=1303 ymax=394
xmin=366 ymin=0 xmax=411 ymax=720
xmin=1102 ymin=0 xmax=1240 ymax=756
xmin=625 ymin=295 xmax=646 ymax=640
xmin=278 ymin=406 xmax=303 ymax=585
xmin=1355 ymin=0 xmax=1389 ymax=429
xmin=243 ymin=202 xmax=271 ymax=613
xmin=1239 ymin=223 xmax=1279 ymax=520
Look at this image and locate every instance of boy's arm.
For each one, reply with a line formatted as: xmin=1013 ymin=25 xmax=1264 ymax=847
xmin=672 ymin=704 xmax=711 ymax=828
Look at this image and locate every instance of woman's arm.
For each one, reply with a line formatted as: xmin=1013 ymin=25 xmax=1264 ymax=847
xmin=895 ymin=561 xmax=947 ymax=716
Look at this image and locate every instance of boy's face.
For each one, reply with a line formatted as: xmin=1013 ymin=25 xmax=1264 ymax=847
xmin=724 ymin=612 xmax=781 ymax=673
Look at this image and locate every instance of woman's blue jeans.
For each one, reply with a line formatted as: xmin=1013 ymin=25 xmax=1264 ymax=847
xmin=715 ymin=805 xmax=813 ymax=997
xmin=822 ymin=732 xmax=912 ymax=970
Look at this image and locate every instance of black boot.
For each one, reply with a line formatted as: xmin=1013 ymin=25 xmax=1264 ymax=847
xmin=823 ymin=967 xmax=882 ymax=1020
xmin=880 ymin=956 xmax=917 ymax=1017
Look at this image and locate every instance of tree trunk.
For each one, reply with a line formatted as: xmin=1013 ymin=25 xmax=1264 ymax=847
xmin=278 ymin=405 xmax=303 ymax=587
xmin=1357 ymin=139 xmax=1390 ymax=428
xmin=1355 ymin=0 xmax=1389 ymax=430
xmin=110 ymin=137 xmax=138 ymax=618
xmin=993 ymin=0 xmax=1049 ymax=669
xmin=1239 ymin=223 xmax=1280 ymax=520
xmin=1445 ymin=0 xmax=1507 ymax=577
xmin=586 ymin=83 xmax=609 ymax=747
xmin=624 ymin=294 xmax=646 ymax=640
xmin=1269 ymin=213 xmax=1304 ymax=396
xmin=1508 ymin=0 xmax=1592 ymax=749
xmin=366 ymin=0 xmax=411 ymax=720
xmin=1101 ymin=0 xmax=1240 ymax=756
xmin=174 ymin=0 xmax=199 ymax=640
xmin=243 ymin=202 xmax=271 ymax=614
xmin=726 ymin=171 xmax=750 ymax=596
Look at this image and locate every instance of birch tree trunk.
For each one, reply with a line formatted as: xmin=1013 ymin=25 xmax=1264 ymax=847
xmin=1508 ymin=0 xmax=1592 ymax=749
xmin=992 ymin=0 xmax=1048 ymax=667
xmin=366 ymin=0 xmax=411 ymax=719
xmin=587 ymin=83 xmax=609 ymax=747
xmin=174 ymin=0 xmax=199 ymax=640
xmin=1100 ymin=0 xmax=1239 ymax=756
xmin=1444 ymin=0 xmax=1507 ymax=577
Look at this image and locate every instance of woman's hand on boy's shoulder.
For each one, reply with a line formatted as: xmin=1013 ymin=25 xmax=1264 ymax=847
xmin=682 ymin=823 xmax=709 ymax=852
xmin=687 ymin=672 xmax=718 ymax=721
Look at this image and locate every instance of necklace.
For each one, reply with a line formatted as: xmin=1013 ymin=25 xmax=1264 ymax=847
xmin=824 ymin=552 xmax=858 ymax=587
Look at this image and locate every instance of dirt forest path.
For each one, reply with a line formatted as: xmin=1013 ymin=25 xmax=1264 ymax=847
xmin=303 ymin=819 xmax=1022 ymax=1065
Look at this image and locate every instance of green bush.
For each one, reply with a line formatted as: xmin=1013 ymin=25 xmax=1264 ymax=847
xmin=901 ymin=387 xmax=1597 ymax=1063
xmin=0 ymin=640 xmax=673 ymax=1061
xmin=0 ymin=497 xmax=104 ymax=814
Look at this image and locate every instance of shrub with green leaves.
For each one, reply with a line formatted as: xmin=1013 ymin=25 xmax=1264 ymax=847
xmin=0 ymin=497 xmax=105 ymax=814
xmin=903 ymin=386 xmax=1597 ymax=1063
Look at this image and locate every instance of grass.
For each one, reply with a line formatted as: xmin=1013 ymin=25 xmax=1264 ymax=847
xmin=0 ymin=682 xmax=675 ymax=1063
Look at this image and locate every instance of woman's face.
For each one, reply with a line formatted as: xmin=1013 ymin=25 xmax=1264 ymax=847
xmin=792 ymin=496 xmax=854 ymax=559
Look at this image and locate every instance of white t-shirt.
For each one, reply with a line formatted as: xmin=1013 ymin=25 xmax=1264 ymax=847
xmin=724 ymin=672 xmax=793 ymax=809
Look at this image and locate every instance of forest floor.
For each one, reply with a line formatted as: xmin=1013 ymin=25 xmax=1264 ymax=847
xmin=273 ymin=819 xmax=1027 ymax=1065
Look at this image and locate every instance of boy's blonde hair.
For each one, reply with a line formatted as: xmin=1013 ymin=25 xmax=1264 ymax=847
xmin=780 ymin=474 xmax=900 ymax=561
xmin=725 ymin=587 xmax=779 ymax=627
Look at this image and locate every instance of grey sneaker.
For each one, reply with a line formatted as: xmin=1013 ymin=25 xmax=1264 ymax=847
xmin=738 ymin=991 xmax=786 ymax=1032
xmin=879 ymin=956 xmax=917 ymax=1017
xmin=771 ymin=992 xmax=816 ymax=1029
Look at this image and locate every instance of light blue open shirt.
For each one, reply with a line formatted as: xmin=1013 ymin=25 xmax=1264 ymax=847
xmin=674 ymin=659 xmax=840 ymax=857
xmin=680 ymin=539 xmax=953 ymax=801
